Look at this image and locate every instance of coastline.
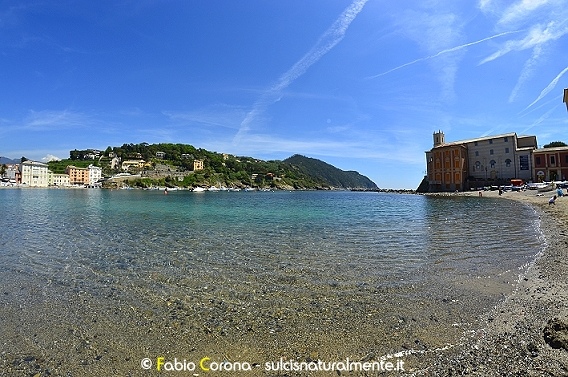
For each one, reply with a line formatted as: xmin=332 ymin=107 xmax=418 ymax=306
xmin=410 ymin=189 xmax=568 ymax=376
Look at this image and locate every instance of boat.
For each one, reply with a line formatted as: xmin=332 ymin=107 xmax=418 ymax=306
xmin=192 ymin=187 xmax=205 ymax=192
xmin=527 ymin=182 xmax=554 ymax=192
xmin=208 ymin=186 xmax=220 ymax=192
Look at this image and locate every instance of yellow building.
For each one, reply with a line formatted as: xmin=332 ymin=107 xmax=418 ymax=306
xmin=426 ymin=132 xmax=468 ymax=192
xmin=49 ymin=172 xmax=70 ymax=187
xmin=121 ymin=160 xmax=146 ymax=172
xmin=193 ymin=159 xmax=204 ymax=171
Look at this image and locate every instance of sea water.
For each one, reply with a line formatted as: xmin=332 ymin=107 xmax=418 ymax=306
xmin=0 ymin=189 xmax=543 ymax=374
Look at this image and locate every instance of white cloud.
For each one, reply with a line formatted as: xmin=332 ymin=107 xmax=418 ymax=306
xmin=368 ymin=30 xmax=520 ymax=79
xmin=480 ymin=21 xmax=568 ymax=64
xmin=163 ymin=105 xmax=245 ymax=131
xmin=499 ymin=0 xmax=554 ymax=26
xmin=508 ymin=45 xmax=543 ymax=102
xmin=525 ymin=65 xmax=568 ymax=109
xmin=234 ymin=0 xmax=368 ymax=142
xmin=23 ymin=109 xmax=88 ymax=131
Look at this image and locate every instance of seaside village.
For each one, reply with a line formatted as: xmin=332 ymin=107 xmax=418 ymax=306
xmin=2 ymin=129 xmax=568 ymax=192
xmin=2 ymin=91 xmax=568 ymax=191
xmin=4 ymin=87 xmax=568 ymax=193
xmin=0 ymin=151 xmax=208 ymax=188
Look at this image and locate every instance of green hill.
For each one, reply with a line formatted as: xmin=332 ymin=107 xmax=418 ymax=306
xmin=52 ymin=144 xmax=377 ymax=190
xmin=283 ymin=154 xmax=378 ymax=190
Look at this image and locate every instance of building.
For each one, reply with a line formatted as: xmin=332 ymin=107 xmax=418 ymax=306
xmin=466 ymin=133 xmax=536 ymax=183
xmin=426 ymin=132 xmax=468 ymax=191
xmin=193 ymin=159 xmax=204 ymax=171
xmin=66 ymin=165 xmax=90 ymax=185
xmin=65 ymin=164 xmax=103 ymax=185
xmin=156 ymin=151 xmax=166 ymax=159
xmin=88 ymin=164 xmax=102 ymax=184
xmin=20 ymin=160 xmax=50 ymax=187
xmin=425 ymin=131 xmax=538 ymax=192
xmin=121 ymin=160 xmax=145 ymax=171
xmin=4 ymin=164 xmax=21 ymax=184
xmin=110 ymin=156 xmax=121 ymax=170
xmin=532 ymin=146 xmax=568 ymax=182
xmin=49 ymin=173 xmax=70 ymax=187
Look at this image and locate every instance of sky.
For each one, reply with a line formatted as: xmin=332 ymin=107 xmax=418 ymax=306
xmin=1 ymin=0 xmax=568 ymax=189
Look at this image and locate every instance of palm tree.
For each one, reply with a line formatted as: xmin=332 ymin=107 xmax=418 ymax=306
xmin=0 ymin=164 xmax=7 ymax=178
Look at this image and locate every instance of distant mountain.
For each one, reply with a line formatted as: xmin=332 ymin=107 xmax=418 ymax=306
xmin=0 ymin=157 xmax=19 ymax=165
xmin=283 ymin=154 xmax=378 ymax=190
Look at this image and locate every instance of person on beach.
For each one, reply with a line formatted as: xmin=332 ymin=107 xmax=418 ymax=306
xmin=549 ymin=195 xmax=557 ymax=205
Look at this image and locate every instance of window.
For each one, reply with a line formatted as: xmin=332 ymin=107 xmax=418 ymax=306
xmin=565 ymin=155 xmax=568 ymax=164
xmin=490 ymin=160 xmax=496 ymax=168
xmin=505 ymin=147 xmax=509 ymax=153
xmin=551 ymin=156 xmax=556 ymax=165
xmin=536 ymin=156 xmax=541 ymax=165
xmin=489 ymin=139 xmax=493 ymax=144
xmin=505 ymin=159 xmax=511 ymax=167
xmin=490 ymin=149 xmax=494 ymax=155
xmin=475 ymin=151 xmax=479 ymax=156
xmin=504 ymin=137 xmax=508 ymax=142
xmin=474 ymin=141 xmax=478 ymax=146
xmin=475 ymin=161 xmax=481 ymax=171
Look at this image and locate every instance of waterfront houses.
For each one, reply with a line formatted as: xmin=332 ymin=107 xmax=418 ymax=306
xmin=20 ymin=160 xmax=50 ymax=187
xmin=426 ymin=131 xmax=538 ymax=192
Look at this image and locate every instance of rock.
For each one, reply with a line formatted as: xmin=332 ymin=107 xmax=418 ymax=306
xmin=543 ymin=318 xmax=568 ymax=350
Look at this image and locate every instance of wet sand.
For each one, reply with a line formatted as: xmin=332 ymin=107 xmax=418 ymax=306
xmin=408 ymin=189 xmax=568 ymax=376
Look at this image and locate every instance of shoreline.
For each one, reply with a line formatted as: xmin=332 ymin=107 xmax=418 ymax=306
xmin=409 ymin=189 xmax=568 ymax=376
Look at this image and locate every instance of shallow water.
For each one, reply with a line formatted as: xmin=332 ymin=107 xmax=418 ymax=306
xmin=0 ymin=189 xmax=543 ymax=375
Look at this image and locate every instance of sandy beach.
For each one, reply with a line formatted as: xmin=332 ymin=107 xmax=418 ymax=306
xmin=407 ymin=189 xmax=568 ymax=376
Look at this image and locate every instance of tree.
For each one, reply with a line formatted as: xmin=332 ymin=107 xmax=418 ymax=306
xmin=0 ymin=164 xmax=7 ymax=177
xmin=543 ymin=141 xmax=568 ymax=148
xmin=70 ymin=149 xmax=82 ymax=160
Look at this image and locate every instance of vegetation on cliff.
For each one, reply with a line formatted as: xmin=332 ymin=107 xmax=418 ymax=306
xmin=49 ymin=143 xmax=377 ymax=190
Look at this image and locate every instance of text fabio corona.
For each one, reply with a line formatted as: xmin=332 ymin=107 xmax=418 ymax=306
xmin=140 ymin=356 xmax=405 ymax=373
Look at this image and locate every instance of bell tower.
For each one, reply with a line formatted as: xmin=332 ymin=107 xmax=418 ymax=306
xmin=433 ymin=130 xmax=445 ymax=147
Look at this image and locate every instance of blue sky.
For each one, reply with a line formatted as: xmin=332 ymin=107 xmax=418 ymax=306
xmin=1 ymin=0 xmax=568 ymax=188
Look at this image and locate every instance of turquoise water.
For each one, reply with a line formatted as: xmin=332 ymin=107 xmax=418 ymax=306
xmin=2 ymin=190 xmax=540 ymax=280
xmin=0 ymin=189 xmax=544 ymax=374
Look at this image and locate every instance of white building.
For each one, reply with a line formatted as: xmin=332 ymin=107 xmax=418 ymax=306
xmin=88 ymin=164 xmax=102 ymax=184
xmin=4 ymin=164 xmax=19 ymax=182
xmin=20 ymin=160 xmax=50 ymax=187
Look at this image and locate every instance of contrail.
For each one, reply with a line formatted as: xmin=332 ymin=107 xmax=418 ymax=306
xmin=521 ymin=103 xmax=560 ymax=134
xmin=234 ymin=0 xmax=368 ymax=142
xmin=366 ymin=30 xmax=521 ymax=79
xmin=525 ymin=65 xmax=568 ymax=109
